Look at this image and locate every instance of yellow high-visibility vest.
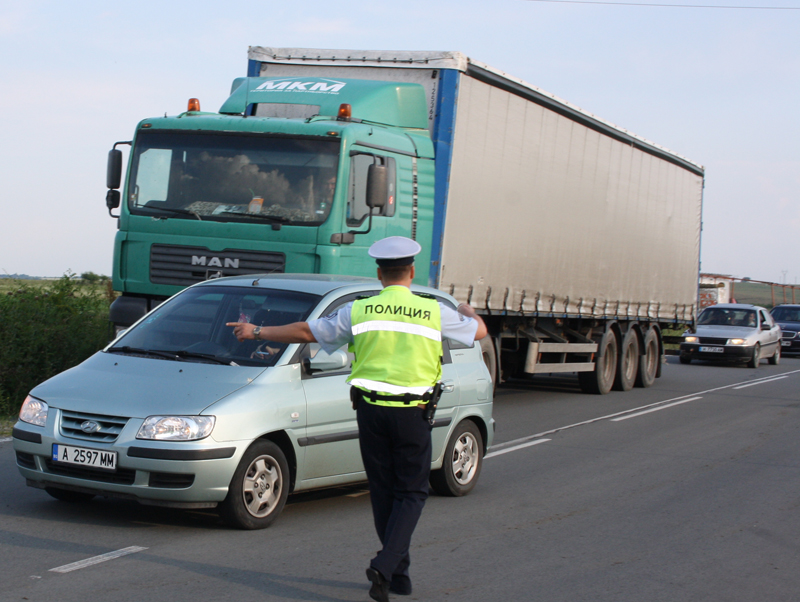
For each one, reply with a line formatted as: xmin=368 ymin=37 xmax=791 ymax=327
xmin=348 ymin=286 xmax=442 ymax=403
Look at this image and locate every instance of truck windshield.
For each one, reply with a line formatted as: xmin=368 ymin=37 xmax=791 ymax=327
xmin=128 ymin=131 xmax=340 ymax=225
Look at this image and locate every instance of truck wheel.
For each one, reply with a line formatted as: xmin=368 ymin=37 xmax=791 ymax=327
xmin=480 ymin=337 xmax=497 ymax=392
xmin=45 ymin=487 xmax=95 ymax=503
xmin=219 ymin=439 xmax=290 ymax=530
xmin=578 ymin=329 xmax=618 ymax=395
xmin=635 ymin=328 xmax=659 ymax=388
xmin=614 ymin=329 xmax=639 ymax=391
xmin=768 ymin=344 xmax=781 ymax=365
xmin=430 ymin=420 xmax=483 ymax=497
xmin=747 ymin=344 xmax=761 ymax=369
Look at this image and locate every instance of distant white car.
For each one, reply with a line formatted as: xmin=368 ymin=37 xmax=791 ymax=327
xmin=680 ymin=304 xmax=781 ymax=368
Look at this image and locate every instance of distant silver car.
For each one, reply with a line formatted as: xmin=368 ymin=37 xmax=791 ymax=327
xmin=680 ymin=303 xmax=781 ymax=367
xmin=12 ymin=275 xmax=494 ymax=529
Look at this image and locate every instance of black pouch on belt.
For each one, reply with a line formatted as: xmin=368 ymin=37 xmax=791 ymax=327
xmin=422 ymin=381 xmax=443 ymax=423
xmin=350 ymin=386 xmax=361 ymax=411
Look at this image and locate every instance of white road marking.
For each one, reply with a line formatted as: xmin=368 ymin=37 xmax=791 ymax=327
xmin=49 ymin=546 xmax=148 ymax=574
xmin=487 ymin=369 xmax=800 ymax=455
xmin=0 ymin=438 xmax=12 ymax=443
xmin=485 ymin=438 xmax=550 ymax=459
xmin=733 ymin=376 xmax=790 ymax=389
xmin=611 ymin=397 xmax=703 ymax=421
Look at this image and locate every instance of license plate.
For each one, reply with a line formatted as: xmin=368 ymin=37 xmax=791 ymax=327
xmin=699 ymin=346 xmax=724 ymax=353
xmin=52 ymin=444 xmax=117 ymax=471
xmin=783 ymin=341 xmax=791 ymax=347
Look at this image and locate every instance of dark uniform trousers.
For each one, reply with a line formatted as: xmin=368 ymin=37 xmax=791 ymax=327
xmin=356 ymin=397 xmax=433 ymax=581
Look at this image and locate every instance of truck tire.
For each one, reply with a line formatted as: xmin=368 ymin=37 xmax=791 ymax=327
xmin=614 ymin=329 xmax=639 ymax=391
xmin=635 ymin=328 xmax=659 ymax=388
xmin=219 ymin=439 xmax=290 ymax=530
xmin=480 ymin=336 xmax=497 ymax=393
xmin=430 ymin=420 xmax=483 ymax=497
xmin=578 ymin=329 xmax=618 ymax=395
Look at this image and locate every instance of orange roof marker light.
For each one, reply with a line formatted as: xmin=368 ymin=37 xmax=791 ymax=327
xmin=337 ymin=103 xmax=352 ymax=122
xmin=187 ymin=98 xmax=201 ymax=112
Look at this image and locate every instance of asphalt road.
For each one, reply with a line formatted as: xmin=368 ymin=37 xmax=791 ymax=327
xmin=2 ymin=356 xmax=799 ymax=602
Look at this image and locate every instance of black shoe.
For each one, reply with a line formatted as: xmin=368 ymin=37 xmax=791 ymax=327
xmin=366 ymin=567 xmax=390 ymax=602
xmin=389 ymin=574 xmax=412 ymax=595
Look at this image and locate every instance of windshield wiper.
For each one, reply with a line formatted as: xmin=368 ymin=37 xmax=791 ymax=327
xmin=219 ymin=211 xmax=290 ymax=224
xmin=107 ymin=346 xmax=179 ymax=360
xmin=175 ymin=350 xmax=239 ymax=366
xmin=144 ymin=206 xmax=202 ymax=220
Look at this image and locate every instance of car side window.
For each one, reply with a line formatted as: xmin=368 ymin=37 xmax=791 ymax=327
xmin=297 ymin=291 xmax=380 ymax=377
xmin=760 ymin=310 xmax=771 ymax=327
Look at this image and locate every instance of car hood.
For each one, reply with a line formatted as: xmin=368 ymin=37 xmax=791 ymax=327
xmin=776 ymin=321 xmax=800 ymax=333
xmin=692 ymin=325 xmax=758 ymax=339
xmin=30 ymin=351 xmax=265 ymax=418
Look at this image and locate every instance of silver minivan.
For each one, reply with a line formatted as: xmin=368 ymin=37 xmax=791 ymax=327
xmin=13 ymin=275 xmax=494 ymax=529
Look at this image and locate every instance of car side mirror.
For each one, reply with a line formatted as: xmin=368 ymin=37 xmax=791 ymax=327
xmin=303 ymin=348 xmax=349 ymax=374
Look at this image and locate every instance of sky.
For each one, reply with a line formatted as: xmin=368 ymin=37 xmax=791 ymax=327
xmin=1 ymin=0 xmax=798 ymax=284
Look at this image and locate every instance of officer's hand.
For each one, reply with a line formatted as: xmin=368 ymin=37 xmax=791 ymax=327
xmin=227 ymin=322 xmax=256 ymax=342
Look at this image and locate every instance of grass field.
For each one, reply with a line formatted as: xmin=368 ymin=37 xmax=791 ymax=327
xmin=729 ymin=281 xmax=800 ymax=308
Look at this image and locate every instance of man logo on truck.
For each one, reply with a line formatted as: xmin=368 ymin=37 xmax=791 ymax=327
xmin=254 ymin=78 xmax=346 ymax=93
xmin=192 ymin=256 xmax=240 ymax=269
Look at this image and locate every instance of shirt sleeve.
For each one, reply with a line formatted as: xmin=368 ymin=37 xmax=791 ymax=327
xmin=439 ymin=303 xmax=478 ymax=347
xmin=307 ymin=302 xmax=354 ymax=354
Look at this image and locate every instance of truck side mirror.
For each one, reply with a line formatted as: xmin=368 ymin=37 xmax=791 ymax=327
xmin=106 ymin=189 xmax=121 ymax=210
xmin=107 ymin=149 xmax=123 ymax=190
xmin=366 ymin=164 xmax=387 ymax=209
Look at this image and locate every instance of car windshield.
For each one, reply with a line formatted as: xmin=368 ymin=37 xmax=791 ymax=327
xmin=128 ymin=130 xmax=340 ymax=225
xmin=697 ymin=308 xmax=757 ymax=328
xmin=771 ymin=307 xmax=800 ymax=322
xmin=109 ymin=285 xmax=320 ymax=367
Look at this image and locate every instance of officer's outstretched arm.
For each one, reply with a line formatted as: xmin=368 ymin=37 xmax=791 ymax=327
xmin=227 ymin=321 xmax=318 ymax=344
xmin=457 ymin=304 xmax=488 ymax=341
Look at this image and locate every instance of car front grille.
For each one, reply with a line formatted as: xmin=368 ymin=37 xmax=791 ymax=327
xmin=782 ymin=332 xmax=797 ymax=340
xmin=60 ymin=410 xmax=128 ymax=443
xmin=44 ymin=459 xmax=136 ymax=485
xmin=699 ymin=337 xmax=728 ymax=345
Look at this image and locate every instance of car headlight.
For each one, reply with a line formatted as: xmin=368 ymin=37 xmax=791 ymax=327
xmin=19 ymin=395 xmax=48 ymax=427
xmin=727 ymin=338 xmax=746 ymax=345
xmin=136 ymin=416 xmax=215 ymax=441
xmin=684 ymin=336 xmax=698 ymax=343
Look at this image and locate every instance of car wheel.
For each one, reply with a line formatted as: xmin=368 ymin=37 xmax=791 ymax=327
xmin=768 ymin=344 xmax=781 ymax=365
xmin=614 ymin=329 xmax=639 ymax=391
xmin=45 ymin=487 xmax=95 ymax=503
xmin=747 ymin=344 xmax=761 ymax=369
xmin=679 ymin=352 xmax=692 ymax=365
xmin=635 ymin=328 xmax=659 ymax=388
xmin=430 ymin=420 xmax=483 ymax=497
xmin=578 ymin=329 xmax=618 ymax=395
xmin=219 ymin=439 xmax=290 ymax=530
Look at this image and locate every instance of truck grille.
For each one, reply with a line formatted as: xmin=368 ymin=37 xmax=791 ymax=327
xmin=150 ymin=245 xmax=285 ymax=286
xmin=60 ymin=410 xmax=128 ymax=443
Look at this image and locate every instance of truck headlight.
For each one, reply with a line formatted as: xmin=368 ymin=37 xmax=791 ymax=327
xmin=684 ymin=336 xmax=698 ymax=343
xmin=727 ymin=338 xmax=746 ymax=345
xmin=19 ymin=395 xmax=48 ymax=427
xmin=136 ymin=416 xmax=215 ymax=441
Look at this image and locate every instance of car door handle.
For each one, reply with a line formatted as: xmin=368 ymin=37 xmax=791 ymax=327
xmin=442 ymin=381 xmax=455 ymax=393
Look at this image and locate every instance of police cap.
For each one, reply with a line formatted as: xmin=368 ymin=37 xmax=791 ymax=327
xmin=368 ymin=236 xmax=421 ymax=268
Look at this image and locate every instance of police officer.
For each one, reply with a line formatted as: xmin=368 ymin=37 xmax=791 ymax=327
xmin=228 ymin=236 xmax=487 ymax=601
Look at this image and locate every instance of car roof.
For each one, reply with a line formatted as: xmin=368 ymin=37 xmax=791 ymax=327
xmin=772 ymin=304 xmax=800 ymax=309
xmin=701 ymin=303 xmax=764 ymax=311
xmin=186 ymin=273 xmax=458 ymax=304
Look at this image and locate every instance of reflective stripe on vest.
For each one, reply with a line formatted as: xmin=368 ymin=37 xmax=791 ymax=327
xmin=348 ymin=286 xmax=442 ymax=400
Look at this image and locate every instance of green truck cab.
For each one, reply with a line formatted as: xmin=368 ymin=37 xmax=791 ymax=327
xmin=107 ymin=76 xmax=435 ymax=328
